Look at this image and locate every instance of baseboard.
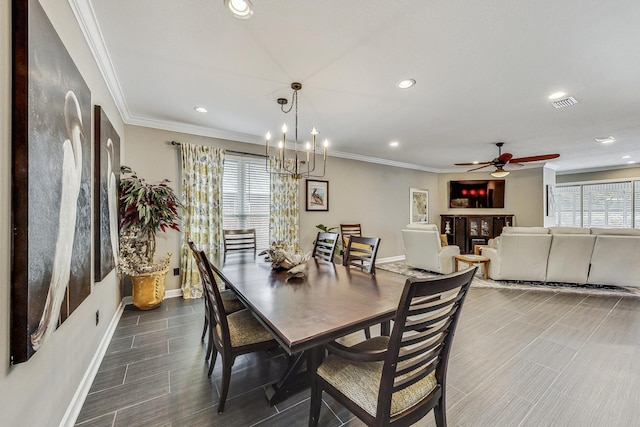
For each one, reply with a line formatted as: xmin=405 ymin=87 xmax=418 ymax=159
xmin=165 ymin=288 xmax=183 ymax=298
xmin=59 ymin=300 xmax=126 ymax=427
xmin=377 ymin=255 xmax=405 ymax=264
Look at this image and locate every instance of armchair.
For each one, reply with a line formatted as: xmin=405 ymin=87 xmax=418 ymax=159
xmin=401 ymin=224 xmax=459 ymax=274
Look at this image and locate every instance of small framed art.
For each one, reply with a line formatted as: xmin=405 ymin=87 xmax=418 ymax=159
xmin=410 ymin=188 xmax=429 ymax=223
xmin=306 ymin=179 xmax=329 ymax=211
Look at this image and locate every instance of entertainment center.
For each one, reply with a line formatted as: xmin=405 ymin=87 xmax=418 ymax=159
xmin=440 ymin=214 xmax=514 ymax=254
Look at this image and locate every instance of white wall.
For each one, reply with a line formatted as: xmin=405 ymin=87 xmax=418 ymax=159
xmin=1 ymin=1 xmax=123 ymax=425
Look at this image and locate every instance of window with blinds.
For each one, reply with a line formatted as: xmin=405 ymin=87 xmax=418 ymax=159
xmin=222 ymin=154 xmax=271 ymax=250
xmin=556 ymin=180 xmax=639 ymax=228
xmin=556 ymin=185 xmax=581 ymax=226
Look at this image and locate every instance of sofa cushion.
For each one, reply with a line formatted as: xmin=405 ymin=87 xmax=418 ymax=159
xmin=501 ymin=226 xmax=550 ymax=235
xmin=493 ymin=234 xmax=552 ymax=281
xmin=587 ymin=236 xmax=640 ymax=286
xmin=590 ymin=227 xmax=640 ymax=236
xmin=546 ymin=234 xmax=596 ymax=283
xmin=549 ymin=227 xmax=591 ymax=235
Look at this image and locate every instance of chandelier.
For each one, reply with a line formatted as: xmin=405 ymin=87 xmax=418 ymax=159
xmin=265 ymin=82 xmax=328 ymax=179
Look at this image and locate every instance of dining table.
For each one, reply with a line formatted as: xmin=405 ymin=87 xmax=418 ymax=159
xmin=213 ymin=253 xmax=408 ymax=406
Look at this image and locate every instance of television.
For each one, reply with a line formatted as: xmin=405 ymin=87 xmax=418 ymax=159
xmin=449 ymin=180 xmax=505 ymax=209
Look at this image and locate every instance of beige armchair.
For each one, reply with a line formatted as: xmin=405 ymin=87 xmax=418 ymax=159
xmin=401 ymin=223 xmax=460 ymax=274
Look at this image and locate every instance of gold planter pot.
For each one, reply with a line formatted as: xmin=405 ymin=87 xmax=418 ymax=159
xmin=130 ymin=266 xmax=170 ymax=310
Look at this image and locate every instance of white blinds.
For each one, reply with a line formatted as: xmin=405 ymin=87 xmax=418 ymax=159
xmin=557 ymin=180 xmax=639 ymax=228
xmin=222 ymin=155 xmax=271 ymax=249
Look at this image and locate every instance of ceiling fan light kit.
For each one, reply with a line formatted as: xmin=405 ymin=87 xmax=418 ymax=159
xmin=455 ymin=142 xmax=559 ymax=177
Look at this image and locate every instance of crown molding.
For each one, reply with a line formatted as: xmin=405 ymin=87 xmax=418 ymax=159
xmin=68 ymin=0 xmax=131 ymax=121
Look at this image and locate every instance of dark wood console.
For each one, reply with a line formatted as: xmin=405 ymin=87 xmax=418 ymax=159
xmin=440 ymin=214 xmax=514 ymax=254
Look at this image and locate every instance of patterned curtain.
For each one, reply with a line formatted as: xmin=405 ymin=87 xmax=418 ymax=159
xmin=180 ymin=143 xmax=225 ymax=299
xmin=270 ymin=157 xmax=300 ymax=245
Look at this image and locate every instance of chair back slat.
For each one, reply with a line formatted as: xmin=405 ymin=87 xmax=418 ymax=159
xmin=223 ymin=229 xmax=257 ymax=259
xmin=188 ymin=239 xmax=232 ymax=352
xmin=312 ymin=232 xmax=339 ymax=262
xmin=375 ymin=267 xmax=477 ymax=421
xmin=342 ymin=236 xmax=381 ymax=274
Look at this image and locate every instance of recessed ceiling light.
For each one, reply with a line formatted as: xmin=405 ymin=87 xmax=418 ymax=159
xmin=398 ymin=79 xmax=416 ymax=89
xmin=595 ymin=136 xmax=615 ymax=144
xmin=389 ymin=141 xmax=399 ymax=147
xmin=548 ymin=91 xmax=567 ymax=100
xmin=194 ymin=106 xmax=208 ymax=113
xmin=622 ymin=155 xmax=631 ymax=159
xmin=472 ymin=161 xmax=479 ymax=165
xmin=224 ymin=0 xmax=254 ymax=19
xmin=627 ymin=161 xmax=637 ymax=164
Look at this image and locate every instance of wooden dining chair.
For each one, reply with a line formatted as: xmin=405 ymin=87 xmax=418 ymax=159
xmin=187 ymin=239 xmax=244 ymax=362
xmin=342 ymin=235 xmax=381 ymax=274
xmin=223 ymin=228 xmax=257 ymax=261
xmin=190 ymin=246 xmax=279 ymax=413
xmin=312 ymin=231 xmax=340 ymax=262
xmin=309 ymin=266 xmax=477 ymax=427
xmin=340 ymin=223 xmax=362 ymax=254
xmin=343 ymin=235 xmax=382 ymax=338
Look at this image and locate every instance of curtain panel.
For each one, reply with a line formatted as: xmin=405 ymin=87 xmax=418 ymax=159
xmin=180 ymin=143 xmax=225 ymax=298
xmin=269 ymin=157 xmax=300 ymax=246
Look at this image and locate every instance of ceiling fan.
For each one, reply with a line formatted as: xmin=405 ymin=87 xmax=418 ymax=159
xmin=455 ymin=142 xmax=560 ymax=177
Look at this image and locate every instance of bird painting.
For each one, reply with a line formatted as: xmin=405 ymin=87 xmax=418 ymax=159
xmin=31 ymin=90 xmax=84 ymax=351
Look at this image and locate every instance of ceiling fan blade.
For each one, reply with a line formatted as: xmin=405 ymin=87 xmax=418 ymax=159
xmin=509 ymin=153 xmax=560 ymax=163
xmin=498 ymin=153 xmax=513 ymax=163
xmin=466 ymin=164 xmax=492 ymax=172
xmin=455 ymin=161 xmax=492 ymax=166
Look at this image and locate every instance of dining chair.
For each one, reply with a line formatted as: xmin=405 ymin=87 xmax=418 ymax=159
xmin=223 ymin=228 xmax=257 ymax=261
xmin=187 ymin=239 xmax=244 ymax=362
xmin=342 ymin=235 xmax=381 ymax=274
xmin=190 ymin=245 xmax=279 ymax=413
xmin=343 ymin=235 xmax=382 ymax=339
xmin=312 ymin=231 xmax=340 ymax=262
xmin=309 ymin=266 xmax=477 ymax=427
xmin=340 ymin=223 xmax=362 ymax=254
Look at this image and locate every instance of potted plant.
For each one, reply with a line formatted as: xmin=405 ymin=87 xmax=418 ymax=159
xmin=118 ymin=166 xmax=181 ymax=309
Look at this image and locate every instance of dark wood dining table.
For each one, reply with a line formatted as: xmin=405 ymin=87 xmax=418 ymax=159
xmin=213 ymin=254 xmax=408 ymax=404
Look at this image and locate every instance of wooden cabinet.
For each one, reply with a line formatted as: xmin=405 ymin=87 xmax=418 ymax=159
xmin=440 ymin=214 xmax=514 ymax=253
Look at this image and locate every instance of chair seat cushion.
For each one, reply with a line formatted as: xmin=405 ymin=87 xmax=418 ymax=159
xmin=222 ymin=309 xmax=275 ymax=347
xmin=221 ymin=289 xmax=244 ymax=314
xmin=318 ymin=336 xmax=437 ymax=417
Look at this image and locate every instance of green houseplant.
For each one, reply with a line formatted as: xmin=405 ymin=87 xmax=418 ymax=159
xmin=118 ymin=166 xmax=181 ymax=309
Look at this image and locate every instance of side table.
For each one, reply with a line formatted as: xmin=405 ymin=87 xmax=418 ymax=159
xmin=454 ymin=254 xmax=490 ymax=280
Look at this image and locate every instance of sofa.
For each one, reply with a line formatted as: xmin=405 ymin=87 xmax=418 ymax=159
xmin=401 ymin=223 xmax=460 ymax=274
xmin=482 ymin=226 xmax=640 ymax=287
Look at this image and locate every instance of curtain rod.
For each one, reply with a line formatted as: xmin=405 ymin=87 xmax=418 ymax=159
xmin=170 ymin=140 xmax=267 ymax=159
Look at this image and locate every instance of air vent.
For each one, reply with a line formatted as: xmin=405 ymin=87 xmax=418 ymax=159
xmin=551 ymin=96 xmax=578 ymax=109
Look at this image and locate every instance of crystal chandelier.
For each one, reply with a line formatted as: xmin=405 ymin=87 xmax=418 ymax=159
xmin=265 ymin=82 xmax=328 ymax=179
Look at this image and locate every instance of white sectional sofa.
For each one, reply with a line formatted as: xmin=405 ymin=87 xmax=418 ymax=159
xmin=401 ymin=223 xmax=460 ymax=274
xmin=483 ymin=226 xmax=640 ymax=287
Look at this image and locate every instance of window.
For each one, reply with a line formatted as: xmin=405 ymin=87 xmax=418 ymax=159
xmin=556 ymin=185 xmax=581 ymax=226
xmin=557 ymin=180 xmax=639 ymax=228
xmin=222 ymin=154 xmax=270 ymax=249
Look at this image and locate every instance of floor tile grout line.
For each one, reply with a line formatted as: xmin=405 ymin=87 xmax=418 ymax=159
xmin=516 ymin=295 xmax=624 ymax=426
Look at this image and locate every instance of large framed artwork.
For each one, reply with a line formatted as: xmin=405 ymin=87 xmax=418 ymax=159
xmin=94 ymin=106 xmax=120 ymax=282
xmin=306 ymin=179 xmax=329 ymax=211
xmin=410 ymin=188 xmax=429 ymax=223
xmin=11 ymin=0 xmax=92 ymax=363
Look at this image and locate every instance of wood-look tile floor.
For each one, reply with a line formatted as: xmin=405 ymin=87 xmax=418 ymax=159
xmin=76 ymin=286 xmax=640 ymax=426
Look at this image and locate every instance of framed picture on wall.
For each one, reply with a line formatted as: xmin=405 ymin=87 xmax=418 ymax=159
xmin=11 ymin=0 xmax=92 ymax=363
xmin=306 ymin=179 xmax=329 ymax=211
xmin=410 ymin=188 xmax=429 ymax=223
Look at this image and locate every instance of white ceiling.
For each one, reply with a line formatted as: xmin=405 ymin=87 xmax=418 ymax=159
xmin=74 ymin=0 xmax=640 ymax=174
